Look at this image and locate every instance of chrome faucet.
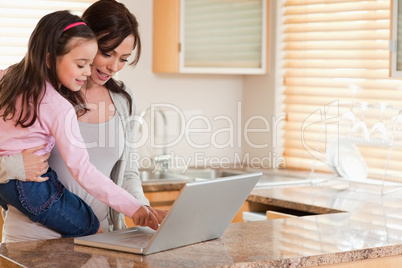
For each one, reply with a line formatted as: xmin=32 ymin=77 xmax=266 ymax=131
xmin=137 ymin=106 xmax=170 ymax=173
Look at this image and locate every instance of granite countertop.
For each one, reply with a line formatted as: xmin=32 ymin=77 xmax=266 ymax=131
xmin=2 ymin=174 xmax=402 ymax=267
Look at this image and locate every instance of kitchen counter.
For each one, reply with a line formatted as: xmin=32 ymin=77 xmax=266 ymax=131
xmin=2 ymin=177 xmax=402 ymax=267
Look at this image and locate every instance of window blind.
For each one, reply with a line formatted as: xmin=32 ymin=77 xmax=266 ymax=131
xmin=0 ymin=0 xmax=96 ymax=69
xmin=280 ymin=0 xmax=402 ymax=182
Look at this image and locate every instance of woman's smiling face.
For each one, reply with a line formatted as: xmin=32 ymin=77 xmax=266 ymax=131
xmin=89 ymin=34 xmax=134 ymax=86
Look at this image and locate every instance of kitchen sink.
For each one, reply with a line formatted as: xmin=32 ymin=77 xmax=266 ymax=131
xmin=254 ymin=173 xmax=327 ymax=188
xmin=139 ymin=167 xmax=329 ymax=187
xmin=138 ymin=169 xmax=191 ymax=182
xmin=138 ymin=168 xmax=244 ymax=182
xmin=247 ymin=168 xmax=330 ymax=188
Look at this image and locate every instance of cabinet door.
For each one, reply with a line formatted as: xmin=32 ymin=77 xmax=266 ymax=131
xmin=266 ymin=210 xmax=297 ymax=220
xmin=153 ymin=0 xmax=269 ymax=75
xmin=153 ymin=0 xmax=180 ymax=73
xmin=390 ymin=0 xmax=402 ymax=77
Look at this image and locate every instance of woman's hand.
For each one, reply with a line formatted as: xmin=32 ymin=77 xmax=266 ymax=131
xmin=22 ymin=144 xmax=50 ymax=182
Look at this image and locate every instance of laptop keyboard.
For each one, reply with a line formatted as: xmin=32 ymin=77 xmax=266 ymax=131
xmin=118 ymin=233 xmax=154 ymax=248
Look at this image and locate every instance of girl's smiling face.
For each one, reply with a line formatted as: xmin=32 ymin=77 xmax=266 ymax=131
xmin=56 ymin=37 xmax=98 ymax=91
xmin=89 ymin=34 xmax=134 ymax=86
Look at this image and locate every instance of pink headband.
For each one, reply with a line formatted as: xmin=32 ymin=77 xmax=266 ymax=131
xmin=63 ymin=22 xmax=87 ymax=32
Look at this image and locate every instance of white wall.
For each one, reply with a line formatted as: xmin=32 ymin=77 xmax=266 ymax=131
xmin=119 ymin=0 xmax=277 ymax=170
xmin=242 ymin=0 xmax=283 ymax=169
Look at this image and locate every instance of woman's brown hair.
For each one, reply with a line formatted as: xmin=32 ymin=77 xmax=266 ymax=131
xmin=82 ymin=0 xmax=142 ymax=115
xmin=0 ymin=10 xmax=96 ymax=127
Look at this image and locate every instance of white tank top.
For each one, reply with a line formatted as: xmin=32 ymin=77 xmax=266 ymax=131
xmin=2 ymin=113 xmax=124 ymax=242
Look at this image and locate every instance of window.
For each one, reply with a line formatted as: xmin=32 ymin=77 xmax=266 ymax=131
xmin=390 ymin=0 xmax=402 ymax=77
xmin=0 ymin=0 xmax=96 ymax=69
xmin=280 ymin=0 xmax=402 ymax=182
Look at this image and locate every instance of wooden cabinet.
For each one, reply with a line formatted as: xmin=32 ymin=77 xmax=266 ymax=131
xmin=153 ymin=0 xmax=269 ymax=75
xmin=152 ymin=0 xmax=180 ymax=73
xmin=233 ymin=201 xmax=250 ymax=223
xmin=266 ymin=210 xmax=297 ymax=220
xmin=144 ymin=190 xmax=180 ymax=210
xmin=245 ymin=201 xmax=315 ymax=221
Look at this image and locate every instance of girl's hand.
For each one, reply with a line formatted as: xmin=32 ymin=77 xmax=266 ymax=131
xmin=21 ymin=144 xmax=50 ymax=182
xmin=147 ymin=206 xmax=168 ymax=224
xmin=132 ymin=205 xmax=159 ymax=230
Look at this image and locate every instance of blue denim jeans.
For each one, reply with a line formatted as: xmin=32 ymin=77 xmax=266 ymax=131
xmin=0 ymin=168 xmax=99 ymax=237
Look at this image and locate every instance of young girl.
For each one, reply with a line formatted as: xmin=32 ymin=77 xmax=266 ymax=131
xmin=0 ymin=10 xmax=158 ymax=238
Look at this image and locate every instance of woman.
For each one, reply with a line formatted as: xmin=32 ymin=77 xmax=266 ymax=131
xmin=0 ymin=0 xmax=167 ymax=242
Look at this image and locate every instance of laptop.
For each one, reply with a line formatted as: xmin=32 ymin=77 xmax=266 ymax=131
xmin=74 ymin=172 xmax=262 ymax=255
